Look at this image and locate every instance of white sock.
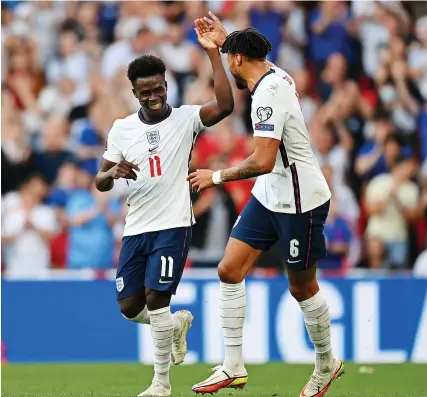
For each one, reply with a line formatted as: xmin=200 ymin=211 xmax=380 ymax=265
xmin=123 ymin=306 xmax=150 ymax=324
xmin=220 ymin=280 xmax=246 ymax=372
xmin=299 ymin=291 xmax=334 ymax=374
xmin=148 ymin=307 xmax=174 ymax=385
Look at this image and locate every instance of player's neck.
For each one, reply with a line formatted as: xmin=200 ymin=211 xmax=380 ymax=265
xmin=139 ymin=105 xmax=171 ymax=124
xmin=246 ymin=62 xmax=272 ymax=93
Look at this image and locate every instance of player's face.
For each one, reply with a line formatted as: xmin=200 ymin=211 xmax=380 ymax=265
xmin=227 ymin=53 xmax=248 ymax=90
xmin=133 ymin=74 xmax=168 ymax=114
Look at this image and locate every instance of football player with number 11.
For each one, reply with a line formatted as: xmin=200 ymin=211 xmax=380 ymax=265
xmin=95 ymin=24 xmax=234 ymax=397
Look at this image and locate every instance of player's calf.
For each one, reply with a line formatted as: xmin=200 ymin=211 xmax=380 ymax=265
xmin=288 ymin=267 xmax=335 ymax=378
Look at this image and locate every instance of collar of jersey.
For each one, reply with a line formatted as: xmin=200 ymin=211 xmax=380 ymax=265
xmin=251 ymin=68 xmax=276 ymax=96
xmin=138 ymin=105 xmax=172 ymax=125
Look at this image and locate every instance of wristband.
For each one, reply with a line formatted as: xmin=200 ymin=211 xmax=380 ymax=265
xmin=212 ymin=170 xmax=223 ymax=185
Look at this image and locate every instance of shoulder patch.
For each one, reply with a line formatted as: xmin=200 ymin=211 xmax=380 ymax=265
xmin=256 ymin=107 xmax=273 ymax=122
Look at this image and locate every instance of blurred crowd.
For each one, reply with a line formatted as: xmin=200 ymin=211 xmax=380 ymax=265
xmin=2 ymin=1 xmax=427 ymax=278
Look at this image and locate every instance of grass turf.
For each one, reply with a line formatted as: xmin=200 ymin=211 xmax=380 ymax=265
xmin=1 ymin=363 xmax=426 ymax=397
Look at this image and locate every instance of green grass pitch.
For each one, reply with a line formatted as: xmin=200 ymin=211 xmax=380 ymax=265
xmin=2 ymin=363 xmax=426 ymax=397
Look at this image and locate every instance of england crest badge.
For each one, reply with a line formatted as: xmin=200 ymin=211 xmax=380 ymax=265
xmin=146 ymin=130 xmax=160 ymax=145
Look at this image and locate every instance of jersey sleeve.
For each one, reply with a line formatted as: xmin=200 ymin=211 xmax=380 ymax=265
xmin=180 ymin=105 xmax=205 ymax=138
xmin=103 ymin=121 xmax=122 ymax=163
xmin=251 ymin=80 xmax=291 ymax=140
xmin=192 ymin=105 xmax=205 ymax=134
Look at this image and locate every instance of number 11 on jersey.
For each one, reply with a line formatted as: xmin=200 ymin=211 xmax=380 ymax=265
xmin=149 ymin=156 xmax=162 ymax=177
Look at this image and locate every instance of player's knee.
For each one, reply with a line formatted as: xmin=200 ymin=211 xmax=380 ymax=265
xmin=120 ymin=302 xmax=142 ymax=319
xmin=288 ymin=282 xmax=318 ymax=302
xmin=218 ymin=260 xmax=244 ymax=284
xmin=145 ymin=288 xmax=171 ymax=311
xmin=119 ymin=299 xmax=143 ymax=319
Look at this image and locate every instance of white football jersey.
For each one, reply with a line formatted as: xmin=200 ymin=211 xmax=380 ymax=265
xmin=103 ymin=105 xmax=204 ymax=236
xmin=251 ymin=67 xmax=331 ymax=214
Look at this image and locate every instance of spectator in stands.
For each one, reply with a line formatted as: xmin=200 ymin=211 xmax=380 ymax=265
xmin=309 ymin=1 xmax=357 ymax=75
xmin=319 ymin=77 xmax=373 ymax=149
xmin=158 ymin=22 xmax=201 ymax=103
xmin=66 ymin=174 xmax=121 ymax=269
xmin=319 ymin=199 xmax=352 ymax=270
xmin=317 ymin=53 xmax=349 ymax=103
xmin=357 ymin=237 xmax=391 ymax=270
xmin=352 ymin=1 xmax=393 ymax=79
xmin=409 ymin=16 xmax=427 ymax=101
xmin=276 ymin=2 xmax=307 ymax=74
xmin=101 ymin=26 xmax=155 ymax=80
xmin=1 ymin=99 xmax=35 ymax=195
xmin=2 ymin=174 xmax=58 ymax=277
xmin=5 ymin=38 xmax=44 ymax=113
xmin=364 ymin=149 xmax=420 ymax=268
xmin=249 ymin=1 xmax=284 ymax=63
xmin=322 ymin=164 xmax=360 ymax=265
xmin=47 ymin=161 xmax=78 ymax=215
xmin=291 ymin=69 xmax=318 ymax=127
xmin=355 ymin=111 xmax=414 ymax=181
xmin=75 ymin=102 xmax=107 ymax=176
xmin=33 ymin=114 xmax=74 ymax=185
xmin=46 ymin=28 xmax=91 ymax=117
xmin=311 ymin=117 xmax=353 ymax=189
xmin=376 ymin=36 xmax=424 ymax=136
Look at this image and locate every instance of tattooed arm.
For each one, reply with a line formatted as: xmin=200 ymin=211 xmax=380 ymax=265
xmin=188 ymin=137 xmax=280 ymax=192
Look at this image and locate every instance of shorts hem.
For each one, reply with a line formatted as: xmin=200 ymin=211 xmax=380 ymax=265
xmin=229 ymin=234 xmax=272 ymax=252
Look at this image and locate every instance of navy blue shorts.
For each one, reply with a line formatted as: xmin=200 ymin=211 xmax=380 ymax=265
xmin=230 ymin=196 xmax=329 ymax=270
xmin=115 ymin=227 xmax=191 ymax=300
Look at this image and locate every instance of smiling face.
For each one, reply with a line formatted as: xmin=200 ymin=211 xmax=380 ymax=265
xmin=132 ymin=74 xmax=168 ymax=115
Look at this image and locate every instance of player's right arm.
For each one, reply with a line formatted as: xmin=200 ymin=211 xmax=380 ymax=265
xmin=95 ymin=121 xmax=140 ymax=192
xmin=95 ymin=159 xmax=140 ymax=192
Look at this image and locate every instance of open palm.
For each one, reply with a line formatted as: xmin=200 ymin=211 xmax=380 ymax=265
xmin=194 ymin=11 xmax=227 ymax=48
xmin=194 ymin=22 xmax=217 ymax=50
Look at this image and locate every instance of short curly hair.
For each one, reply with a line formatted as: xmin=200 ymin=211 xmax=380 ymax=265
xmin=221 ymin=28 xmax=271 ymax=60
xmin=127 ymin=55 xmax=166 ymax=85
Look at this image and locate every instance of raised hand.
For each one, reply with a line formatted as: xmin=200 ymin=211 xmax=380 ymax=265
xmin=194 ymin=19 xmax=217 ymax=50
xmin=194 ymin=11 xmax=227 ymax=48
xmin=110 ymin=159 xmax=140 ymax=181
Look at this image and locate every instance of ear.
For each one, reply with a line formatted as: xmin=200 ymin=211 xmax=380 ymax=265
xmin=165 ymin=81 xmax=168 ymax=91
xmin=236 ymin=54 xmax=243 ymax=67
xmin=132 ymin=88 xmax=138 ymax=99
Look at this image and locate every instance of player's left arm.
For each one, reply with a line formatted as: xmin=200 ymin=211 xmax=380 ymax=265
xmin=194 ymin=24 xmax=234 ymax=127
xmin=199 ymin=48 xmax=234 ymax=126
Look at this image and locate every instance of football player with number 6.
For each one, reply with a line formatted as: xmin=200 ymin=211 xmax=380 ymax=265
xmin=189 ymin=13 xmax=344 ymax=397
xmin=95 ymin=25 xmax=234 ymax=397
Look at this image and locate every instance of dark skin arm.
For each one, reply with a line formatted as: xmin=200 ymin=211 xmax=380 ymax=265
xmin=194 ymin=21 xmax=234 ymax=127
xmin=188 ymin=137 xmax=280 ymax=192
xmin=95 ymin=158 xmax=140 ymax=192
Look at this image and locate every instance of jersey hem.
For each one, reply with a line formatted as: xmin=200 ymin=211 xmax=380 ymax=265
xmin=122 ymin=221 xmax=194 ymax=237
xmin=251 ymin=191 xmax=331 ymax=214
